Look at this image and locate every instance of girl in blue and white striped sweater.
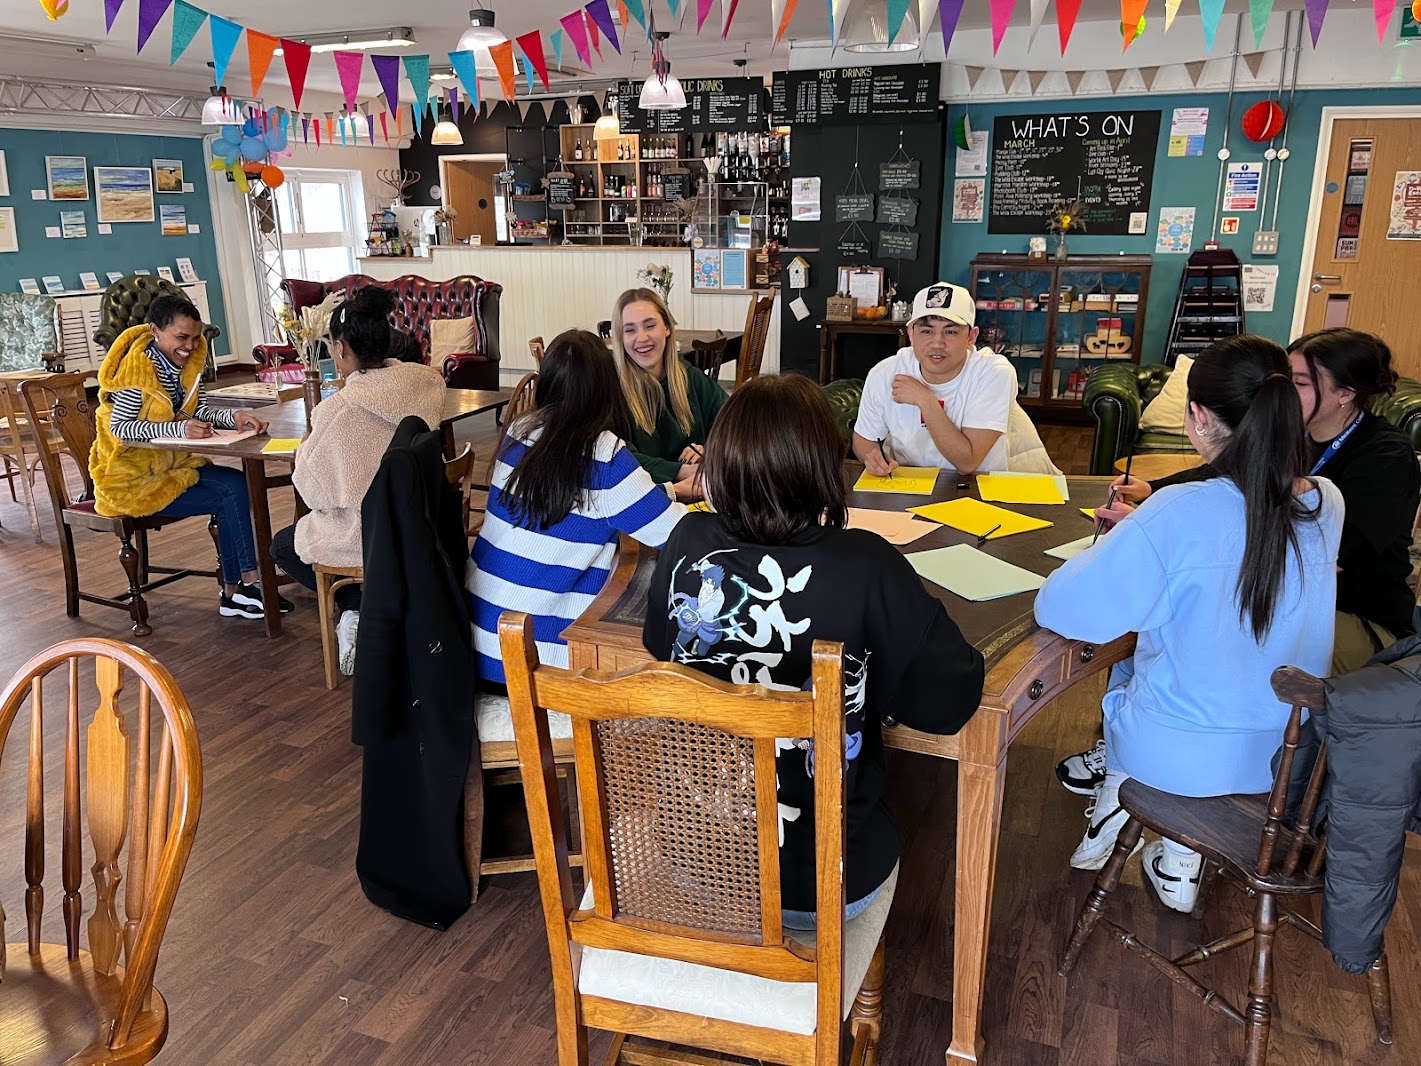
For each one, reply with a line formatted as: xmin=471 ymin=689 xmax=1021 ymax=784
xmin=466 ymin=329 xmax=686 ymax=686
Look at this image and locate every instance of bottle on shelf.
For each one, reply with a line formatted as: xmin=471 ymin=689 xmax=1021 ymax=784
xmin=574 ymin=138 xmax=583 ymax=161
xmin=591 ymin=139 xmax=598 ymax=161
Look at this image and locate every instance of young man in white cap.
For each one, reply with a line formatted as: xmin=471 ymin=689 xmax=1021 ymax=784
xmin=852 ymin=282 xmax=1018 ymax=475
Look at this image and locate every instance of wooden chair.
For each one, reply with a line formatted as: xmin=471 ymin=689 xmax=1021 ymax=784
xmin=19 ymin=373 xmax=220 ymax=637
xmin=0 ymin=638 xmax=202 ymax=1064
xmin=1059 ymin=666 xmax=1394 ymax=1066
xmin=735 ymin=291 xmax=776 ymax=387
xmin=470 ymin=371 xmax=538 ymax=522
xmin=500 ymin=613 xmax=892 ymax=1066
xmin=529 ymin=335 xmax=546 ymax=367
xmin=315 ymin=443 xmax=476 ymax=690
xmin=1 ymin=370 xmax=63 ymax=542
xmin=685 ymin=335 xmax=728 ymax=381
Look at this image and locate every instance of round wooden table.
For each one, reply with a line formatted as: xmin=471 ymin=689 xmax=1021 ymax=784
xmin=1114 ymin=451 xmax=1204 ymax=480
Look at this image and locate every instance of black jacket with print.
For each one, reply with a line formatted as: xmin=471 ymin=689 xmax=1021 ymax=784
xmin=643 ymin=512 xmax=984 ymax=912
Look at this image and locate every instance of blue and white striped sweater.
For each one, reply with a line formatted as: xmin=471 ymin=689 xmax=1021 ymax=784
xmin=466 ymin=429 xmax=684 ymax=683
xmin=108 ymin=343 xmax=236 ymax=441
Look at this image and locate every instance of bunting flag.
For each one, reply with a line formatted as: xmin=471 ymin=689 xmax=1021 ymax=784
xmin=313 ymin=117 xmax=320 ymax=146
xmin=722 ymin=0 xmax=742 ymax=37
xmin=560 ymin=11 xmax=591 ymax=66
xmin=1056 ymin=0 xmax=1081 ymax=51
xmin=624 ymin=0 xmax=647 ymax=30
xmin=1184 ymin=58 xmax=1207 ymax=84
xmin=449 ymin=51 xmax=482 ymax=111
xmin=283 ymin=40 xmax=312 ymax=110
xmin=404 ymin=54 xmax=432 ymax=117
xmin=379 ymin=111 xmax=389 ymax=144
xmin=246 ymin=30 xmax=279 ymax=96
xmin=301 ymin=115 xmax=310 ymax=145
xmin=938 ymin=0 xmax=966 ymax=53
xmin=1122 ymin=0 xmax=1148 ymax=48
xmin=696 ymin=0 xmax=714 ymax=33
xmin=667 ymin=0 xmax=682 ymax=19
xmin=1140 ymin=64 xmax=1161 ymax=89
xmin=1027 ymin=69 xmax=1047 ymax=93
xmin=105 ymin=0 xmax=124 ymax=32
xmin=990 ymin=0 xmax=1016 ymax=53
xmin=1025 ymin=0 xmax=1048 ymax=49
xmin=326 ymin=116 xmax=335 ymax=143
xmin=449 ymin=86 xmax=459 ymax=123
xmin=830 ymin=0 xmax=853 ymax=46
xmin=333 ymin=50 xmax=364 ymax=112
xmin=1164 ymin=0 xmax=1181 ymax=31
xmin=964 ymin=64 xmax=985 ymax=89
xmin=372 ymin=54 xmax=402 ymax=113
xmin=550 ymin=29 xmax=565 ymax=68
xmin=587 ymin=0 xmax=620 ymax=51
xmin=339 ymin=115 xmax=347 ymax=147
xmin=886 ymin=0 xmax=911 ymax=44
xmin=169 ymin=0 xmax=205 ymax=64
xmin=586 ymin=9 xmax=603 ymax=55
xmin=915 ymin=0 xmax=935 ymax=51
xmin=366 ymin=104 xmax=375 ymax=145
xmin=1373 ymin=0 xmax=1392 ymax=42
xmin=209 ymin=15 xmax=242 ymax=87
xmin=489 ymin=40 xmax=518 ymax=99
xmin=826 ymin=0 xmax=836 ymax=41
xmin=1000 ymin=68 xmax=1019 ymax=91
xmin=1242 ymin=50 xmax=1265 ymax=77
xmin=1304 ymin=0 xmax=1327 ymax=46
xmin=776 ymin=0 xmax=799 ymax=41
xmin=1199 ymin=0 xmax=1226 ymax=50
xmin=1249 ymin=0 xmax=1273 ymax=46
xmin=1064 ymin=69 xmax=1084 ymax=93
xmin=517 ymin=30 xmax=552 ymax=90
xmin=1105 ymin=68 xmax=1126 ymax=92
xmin=136 ymin=0 xmax=170 ymax=53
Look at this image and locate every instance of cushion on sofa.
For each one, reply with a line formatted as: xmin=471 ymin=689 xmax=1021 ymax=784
xmin=1139 ymin=355 xmax=1194 ymax=434
xmin=429 ymin=317 xmax=479 ymax=362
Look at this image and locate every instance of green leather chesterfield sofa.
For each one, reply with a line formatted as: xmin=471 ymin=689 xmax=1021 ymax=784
xmin=1083 ymin=362 xmax=1421 ymax=476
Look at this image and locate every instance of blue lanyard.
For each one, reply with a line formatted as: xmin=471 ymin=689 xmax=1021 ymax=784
xmin=1309 ymin=412 xmax=1364 ymax=475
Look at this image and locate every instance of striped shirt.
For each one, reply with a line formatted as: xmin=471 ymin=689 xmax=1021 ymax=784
xmin=108 ymin=343 xmax=236 ymax=442
xmin=466 ymin=427 xmax=684 ymax=683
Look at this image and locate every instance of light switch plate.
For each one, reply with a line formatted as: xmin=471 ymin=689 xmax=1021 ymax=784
xmin=1253 ymin=230 xmax=1280 ymax=256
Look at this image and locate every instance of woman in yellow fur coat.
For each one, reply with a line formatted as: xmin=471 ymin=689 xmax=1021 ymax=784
xmin=92 ymin=294 xmax=289 ymax=618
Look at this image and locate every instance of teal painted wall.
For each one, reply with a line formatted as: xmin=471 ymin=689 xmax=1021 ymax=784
xmin=0 ymin=128 xmax=226 ymax=355
xmin=941 ymin=88 xmax=1416 ymax=364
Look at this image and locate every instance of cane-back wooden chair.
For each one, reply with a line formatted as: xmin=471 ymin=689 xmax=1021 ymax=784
xmin=0 ymin=638 xmax=202 ymax=1064
xmin=500 ymin=613 xmax=893 ymax=1066
xmin=735 ymin=291 xmax=776 ymax=386
xmin=1058 ymin=665 xmax=1394 ymax=1065
xmin=469 ymin=371 xmax=538 ymax=530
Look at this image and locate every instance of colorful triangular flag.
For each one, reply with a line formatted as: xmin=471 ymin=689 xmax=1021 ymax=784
xmin=333 ymin=51 xmax=364 ymax=113
xmin=722 ymin=0 xmax=742 ymax=37
xmin=938 ymin=0 xmax=965 ymax=53
xmin=517 ymin=31 xmax=551 ymax=90
xmin=560 ymin=11 xmax=591 ymax=66
xmin=246 ymin=30 xmax=279 ymax=96
xmin=1304 ymin=0 xmax=1327 ymax=46
xmin=1248 ymin=0 xmax=1273 ymax=46
xmin=208 ymin=14 xmax=242 ymax=87
xmin=1026 ymin=0 xmax=1048 ymax=49
xmin=1372 ymin=0 xmax=1392 ymax=42
xmin=886 ymin=0 xmax=911 ymax=44
xmin=550 ymin=28 xmax=565 ymax=68
xmin=449 ymin=51 xmax=482 ymax=110
xmin=1199 ymin=0 xmax=1227 ymax=50
xmin=1122 ymin=0 xmax=1148 ymax=48
xmin=169 ymin=0 xmax=206 ymax=64
xmin=1164 ymin=0 xmax=1181 ymax=31
xmin=830 ymin=0 xmax=853 ymax=46
xmin=1056 ymin=0 xmax=1081 ymax=51
xmin=136 ymin=0 xmax=171 ymax=54
xmin=282 ymin=40 xmax=312 ymax=110
xmin=105 ymin=0 xmax=125 ymax=32
xmin=404 ymin=54 xmax=432 ymax=116
xmin=776 ymin=0 xmax=800 ymax=42
xmin=586 ymin=9 xmax=603 ymax=56
xmin=696 ymin=0 xmax=715 ymax=33
xmin=372 ymin=55 xmax=401 ymax=114
xmin=990 ymin=0 xmax=1016 ymax=53
xmin=587 ymin=0 xmax=620 ymax=51
xmin=624 ymin=0 xmax=647 ymax=29
xmin=489 ymin=40 xmax=517 ymax=99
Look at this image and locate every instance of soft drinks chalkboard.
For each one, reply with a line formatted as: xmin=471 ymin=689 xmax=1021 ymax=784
xmin=616 ymin=77 xmax=765 ymax=134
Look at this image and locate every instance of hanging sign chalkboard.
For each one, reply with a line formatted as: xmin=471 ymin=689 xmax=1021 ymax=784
xmin=547 ymin=172 xmax=575 ymax=209
xmin=876 ymin=231 xmax=920 ymax=260
xmin=616 ymin=77 xmax=765 ymax=134
xmin=878 ymin=196 xmax=918 ymax=226
xmin=988 ymin=110 xmax=1161 ymax=235
xmin=662 ymin=168 xmax=693 ymax=202
xmin=835 ymin=194 xmax=875 ymax=222
xmin=837 ymin=232 xmax=871 ymax=258
xmin=879 ymin=160 xmax=921 ymax=190
xmin=771 ymin=64 xmax=939 ymax=126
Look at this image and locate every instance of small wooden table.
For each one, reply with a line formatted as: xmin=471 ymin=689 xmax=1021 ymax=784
xmin=1115 ymin=451 xmax=1204 ymax=480
xmin=561 ymin=473 xmax=1136 ymax=1063
xmin=817 ymin=319 xmax=909 ymax=385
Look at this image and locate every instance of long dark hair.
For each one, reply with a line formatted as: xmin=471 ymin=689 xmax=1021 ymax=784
xmin=502 ymin=329 xmax=633 ymax=530
xmin=1187 ymin=335 xmax=1315 ymax=641
xmin=329 ymin=286 xmax=394 ymax=370
xmin=1288 ymin=327 xmax=1398 ymax=419
xmin=701 ymin=373 xmax=848 ymax=545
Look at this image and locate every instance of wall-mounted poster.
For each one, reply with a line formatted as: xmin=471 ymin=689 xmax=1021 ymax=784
xmin=952 ymin=179 xmax=985 ymax=223
xmin=0 ymin=208 xmax=17 ymax=253
xmin=720 ymin=249 xmax=749 ymax=290
xmin=94 ymin=166 xmax=155 ymax=223
xmin=153 ymin=159 xmax=184 ymax=193
xmin=46 ymin=156 xmax=89 ymax=201
xmin=160 ymin=204 xmax=187 ymax=236
xmin=1155 ymin=207 xmax=1196 ymax=254
xmin=692 ymin=247 xmax=722 ymax=291
xmin=1388 ymin=171 xmax=1421 ymax=240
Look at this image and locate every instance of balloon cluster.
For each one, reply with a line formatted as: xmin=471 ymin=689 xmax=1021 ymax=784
xmin=210 ymin=110 xmax=289 ymax=194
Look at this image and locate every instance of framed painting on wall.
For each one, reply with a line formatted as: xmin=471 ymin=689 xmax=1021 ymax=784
xmin=46 ymin=155 xmax=89 ymax=201
xmin=0 ymin=208 xmax=18 ymax=253
xmin=154 ymin=159 xmax=184 ymax=193
xmin=0 ymin=151 xmax=9 ymax=197
xmin=94 ymin=166 xmax=155 ymax=223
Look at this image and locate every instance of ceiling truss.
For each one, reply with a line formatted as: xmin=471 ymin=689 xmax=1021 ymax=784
xmin=0 ymin=77 xmax=204 ymax=123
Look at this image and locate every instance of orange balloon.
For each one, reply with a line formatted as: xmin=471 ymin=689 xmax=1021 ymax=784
xmin=39 ymin=0 xmax=69 ymax=19
xmin=1413 ymin=0 xmax=1420 ymax=22
xmin=260 ymin=166 xmax=285 ymax=188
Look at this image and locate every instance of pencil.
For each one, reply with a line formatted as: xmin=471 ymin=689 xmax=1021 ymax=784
xmin=876 ymin=437 xmax=894 ymax=479
xmin=976 ymin=523 xmax=1002 ymax=545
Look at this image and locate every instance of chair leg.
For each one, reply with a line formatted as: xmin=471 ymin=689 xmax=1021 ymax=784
xmin=1366 ymin=954 xmax=1394 ymax=1045
xmin=464 ymin=759 xmax=486 ymax=905
xmin=60 ymin=521 xmax=80 ymax=618
xmin=315 ymin=569 xmax=341 ymax=690
xmin=117 ymin=531 xmax=152 ymax=637
xmin=1243 ymin=892 xmax=1279 ymax=1066
xmin=207 ymin=516 xmax=223 ymax=590
xmin=1059 ymin=817 xmax=1143 ymax=976
xmin=849 ymin=940 xmax=886 ymax=1066
xmin=1190 ymin=858 xmax=1217 ymax=920
xmin=135 ymin=527 xmax=150 ymax=585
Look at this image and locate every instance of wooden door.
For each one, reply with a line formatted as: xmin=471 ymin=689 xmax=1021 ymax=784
xmin=443 ymin=161 xmax=500 ymax=246
xmin=1304 ymin=118 xmax=1421 ymax=377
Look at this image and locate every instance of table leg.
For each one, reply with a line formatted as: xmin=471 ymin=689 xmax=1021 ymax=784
xmin=818 ymin=327 xmax=829 ymax=385
xmin=947 ymin=751 xmax=1009 ymax=1064
xmin=243 ymin=457 xmax=282 ymax=638
xmin=442 ymin=420 xmax=455 ymax=459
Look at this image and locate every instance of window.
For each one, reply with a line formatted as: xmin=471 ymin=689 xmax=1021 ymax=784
xmin=269 ymin=169 xmax=364 ymax=282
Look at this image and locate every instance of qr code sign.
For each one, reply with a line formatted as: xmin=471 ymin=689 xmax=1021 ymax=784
xmin=1245 ymin=286 xmax=1268 ymax=309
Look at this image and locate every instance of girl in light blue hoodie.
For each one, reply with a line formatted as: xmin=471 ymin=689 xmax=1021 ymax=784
xmin=1035 ymin=335 xmax=1343 ymax=912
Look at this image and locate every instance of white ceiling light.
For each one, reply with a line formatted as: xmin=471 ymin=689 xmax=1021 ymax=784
xmin=457 ymin=8 xmax=507 ymax=52
xmin=594 ymin=93 xmax=620 ymax=136
xmin=431 ymin=117 xmax=464 ymax=145
xmin=844 ymin=7 xmax=919 ymax=52
xmin=201 ymin=85 xmax=241 ymax=125
xmin=640 ymin=66 xmax=687 ymax=110
xmin=273 ymin=28 xmax=415 ymax=56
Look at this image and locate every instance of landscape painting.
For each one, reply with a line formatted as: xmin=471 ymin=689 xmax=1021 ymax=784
xmin=154 ymin=158 xmax=183 ymax=193
xmin=160 ymin=204 xmax=187 ymax=236
xmin=94 ymin=166 xmax=154 ymax=223
xmin=46 ymin=155 xmax=89 ymax=200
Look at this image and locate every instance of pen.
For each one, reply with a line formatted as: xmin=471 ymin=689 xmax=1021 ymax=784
xmin=1091 ymin=487 xmax=1119 ymax=546
xmin=1122 ymin=450 xmax=1135 ymax=486
xmin=976 ymin=523 xmax=1002 ymax=545
xmin=876 ymin=437 xmax=894 ymax=478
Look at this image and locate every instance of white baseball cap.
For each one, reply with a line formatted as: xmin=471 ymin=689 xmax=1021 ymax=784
xmin=908 ymin=282 xmax=975 ymax=329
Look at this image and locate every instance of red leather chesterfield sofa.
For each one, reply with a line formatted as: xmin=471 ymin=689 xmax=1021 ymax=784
xmin=253 ymin=273 xmax=503 ymax=390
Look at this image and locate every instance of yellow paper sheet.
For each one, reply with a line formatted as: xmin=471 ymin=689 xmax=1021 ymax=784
xmin=847 ymin=507 xmax=937 ymax=545
xmin=853 ymin=466 xmax=940 ymax=495
xmin=261 ymin=438 xmax=302 ymax=455
xmin=907 ymin=544 xmax=1047 ymax=601
xmin=1080 ymin=507 xmax=1098 ymax=520
xmin=977 ymin=473 xmax=1065 ymax=505
xmin=908 ymin=497 xmax=1052 ymax=540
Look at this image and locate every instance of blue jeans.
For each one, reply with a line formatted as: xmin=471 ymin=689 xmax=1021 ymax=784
xmin=153 ymin=464 xmax=256 ymax=584
xmin=781 ymin=882 xmax=883 ymax=932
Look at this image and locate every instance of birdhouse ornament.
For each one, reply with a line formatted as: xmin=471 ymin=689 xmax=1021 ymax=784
xmin=787 ymin=256 xmax=810 ymax=290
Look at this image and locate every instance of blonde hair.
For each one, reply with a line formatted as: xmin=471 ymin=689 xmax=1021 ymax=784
xmin=611 ymin=287 xmax=692 ymax=436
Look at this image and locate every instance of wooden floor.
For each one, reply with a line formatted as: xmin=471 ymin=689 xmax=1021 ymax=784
xmin=0 ymin=416 xmax=1415 ymax=1066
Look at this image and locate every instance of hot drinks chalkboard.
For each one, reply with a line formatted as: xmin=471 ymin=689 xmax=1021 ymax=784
xmin=771 ymin=64 xmax=939 ymax=126
xmin=988 ymin=110 xmax=1161 ymax=235
xmin=616 ymin=77 xmax=765 ymax=134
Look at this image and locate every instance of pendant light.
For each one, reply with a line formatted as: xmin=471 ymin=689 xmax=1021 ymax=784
xmin=201 ymin=85 xmax=240 ymax=125
xmin=457 ymin=7 xmax=506 ymax=51
xmin=593 ymin=91 xmax=620 ymax=137
xmin=640 ymin=65 xmax=687 ymax=110
xmin=431 ymin=116 xmax=464 ymax=145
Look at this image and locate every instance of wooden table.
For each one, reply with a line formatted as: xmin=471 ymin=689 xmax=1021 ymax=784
xmin=1115 ymin=451 xmax=1204 ymax=479
xmin=137 ymin=387 xmax=512 ymax=637
xmin=817 ymin=319 xmax=909 ymax=385
xmin=560 ymin=472 xmax=1136 ymax=1064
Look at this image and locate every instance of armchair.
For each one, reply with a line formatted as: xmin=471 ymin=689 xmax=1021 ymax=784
xmin=93 ymin=276 xmax=221 ymax=379
xmin=0 ymin=292 xmax=62 ymax=372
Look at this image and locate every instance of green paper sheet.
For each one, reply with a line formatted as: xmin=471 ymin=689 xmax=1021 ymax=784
xmin=906 ymin=544 xmax=1047 ymax=601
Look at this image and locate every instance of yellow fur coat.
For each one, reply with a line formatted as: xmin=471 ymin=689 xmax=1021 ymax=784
xmin=91 ymin=325 xmax=208 ymax=517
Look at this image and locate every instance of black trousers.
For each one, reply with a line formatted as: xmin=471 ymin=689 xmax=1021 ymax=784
xmin=270 ymin=524 xmax=361 ymax=611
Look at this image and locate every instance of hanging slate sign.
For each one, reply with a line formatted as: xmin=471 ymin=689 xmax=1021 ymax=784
xmin=878 ymin=196 xmax=918 ymax=226
xmin=547 ymin=172 xmax=576 ymax=209
xmin=662 ymin=168 xmax=693 ymax=202
xmin=835 ymin=194 xmax=875 ymax=222
xmin=876 ymin=230 xmax=920 ymax=260
xmin=879 ymin=160 xmax=921 ymax=190
xmin=837 ymin=232 xmax=871 ymax=257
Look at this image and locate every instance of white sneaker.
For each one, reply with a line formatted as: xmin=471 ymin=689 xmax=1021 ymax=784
xmin=1069 ymin=781 xmax=1143 ymax=870
xmin=336 ymin=610 xmax=360 ymax=676
xmin=1143 ymin=840 xmax=1202 ymax=913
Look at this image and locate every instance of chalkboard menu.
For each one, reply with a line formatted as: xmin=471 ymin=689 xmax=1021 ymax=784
xmin=988 ymin=110 xmax=1161 ymax=235
xmin=836 ymin=195 xmax=875 ymax=223
xmin=662 ymin=169 xmax=692 ymax=202
xmin=547 ymin=173 xmax=575 ymax=209
xmin=878 ymin=196 xmax=918 ymax=226
xmin=616 ymin=77 xmax=765 ymax=134
xmin=771 ymin=64 xmax=939 ymax=126
xmin=876 ymin=231 xmax=919 ymax=260
xmin=880 ymin=161 xmax=920 ymax=190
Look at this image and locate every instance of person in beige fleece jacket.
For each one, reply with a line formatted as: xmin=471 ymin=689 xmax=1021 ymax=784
xmin=270 ymin=288 xmax=445 ymax=672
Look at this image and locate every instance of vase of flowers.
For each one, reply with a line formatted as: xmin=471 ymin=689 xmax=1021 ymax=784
xmin=277 ymin=291 xmax=345 ymax=417
xmin=638 ymin=263 xmax=674 ymax=306
xmin=1047 ymin=198 xmax=1088 ymax=262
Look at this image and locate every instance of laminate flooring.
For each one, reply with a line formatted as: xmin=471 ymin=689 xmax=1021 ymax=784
xmin=0 ymin=415 xmax=1415 ymax=1066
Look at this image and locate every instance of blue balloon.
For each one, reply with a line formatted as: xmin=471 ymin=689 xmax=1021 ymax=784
xmin=243 ymin=117 xmax=260 ymax=137
xmin=220 ymin=124 xmax=242 ymax=144
xmin=262 ymin=127 xmax=287 ymax=152
xmin=240 ymin=136 xmax=267 ymax=162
